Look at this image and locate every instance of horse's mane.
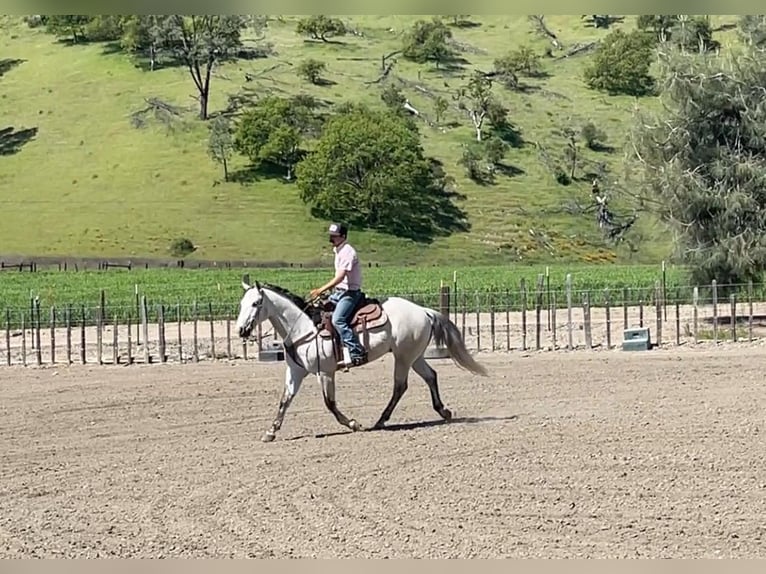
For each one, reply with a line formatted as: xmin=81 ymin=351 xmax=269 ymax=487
xmin=261 ymin=282 xmax=310 ymax=314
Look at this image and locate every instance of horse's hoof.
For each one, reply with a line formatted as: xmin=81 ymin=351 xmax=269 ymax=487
xmin=349 ymin=420 xmax=363 ymax=432
xmin=442 ymin=409 xmax=453 ymax=421
xmin=261 ymin=432 xmax=276 ymax=443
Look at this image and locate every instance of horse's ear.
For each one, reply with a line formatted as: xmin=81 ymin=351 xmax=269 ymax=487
xmin=255 ymin=280 xmax=262 ymax=290
xmin=242 ymin=273 xmax=251 ymax=291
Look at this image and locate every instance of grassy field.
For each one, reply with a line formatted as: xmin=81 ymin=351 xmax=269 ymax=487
xmin=0 ymin=262 xmax=692 ymax=321
xmin=0 ymin=15 xmax=744 ymax=267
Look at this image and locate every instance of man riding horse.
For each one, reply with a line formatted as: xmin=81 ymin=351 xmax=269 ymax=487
xmin=308 ymin=223 xmax=368 ymax=368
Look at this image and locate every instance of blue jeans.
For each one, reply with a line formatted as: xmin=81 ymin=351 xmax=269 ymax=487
xmin=330 ymin=289 xmax=366 ymax=358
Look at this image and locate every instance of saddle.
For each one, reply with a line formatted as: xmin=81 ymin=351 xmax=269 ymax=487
xmin=310 ymin=292 xmax=389 ymax=366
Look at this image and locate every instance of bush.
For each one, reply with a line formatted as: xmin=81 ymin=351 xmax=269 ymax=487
xmin=169 ymin=237 xmax=196 ymax=258
xmin=296 ymin=58 xmax=326 ymax=84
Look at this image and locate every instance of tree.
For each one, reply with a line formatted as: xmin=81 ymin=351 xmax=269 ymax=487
xmin=207 ymin=115 xmax=234 ymax=181
xmin=43 ymin=15 xmax=92 ymax=43
xmin=119 ymin=15 xmax=165 ymax=71
xmin=295 ymin=104 xmax=469 ymax=242
xmin=584 ymin=28 xmax=655 ymax=96
xmin=154 ymin=15 xmax=249 ymax=120
xmin=454 ymin=71 xmax=506 ymax=141
xmin=433 ymin=96 xmax=449 ymax=124
xmin=381 ymin=83 xmax=406 ymax=109
xmin=295 ymin=15 xmax=346 ymax=42
xmin=493 ymin=45 xmax=543 ymax=89
xmin=234 ymin=96 xmax=320 ymax=180
xmin=636 ymin=14 xmax=676 ymax=41
xmin=402 ymin=18 xmax=454 ymax=68
xmin=638 ymin=14 xmax=716 ymax=51
xmin=629 ymin=45 xmax=766 ymax=286
xmin=672 ymin=15 xmax=715 ymax=52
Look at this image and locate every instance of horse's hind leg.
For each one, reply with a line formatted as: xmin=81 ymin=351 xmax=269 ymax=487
xmin=412 ymin=355 xmax=452 ymax=422
xmin=372 ymin=355 xmax=410 ymax=430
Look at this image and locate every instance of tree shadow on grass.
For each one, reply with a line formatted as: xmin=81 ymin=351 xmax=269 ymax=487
xmin=0 ymin=58 xmax=25 ymax=78
xmin=229 ymin=158 xmax=305 ymax=185
xmin=0 ymin=126 xmax=38 ymax=156
xmin=491 ymin=121 xmax=526 ymax=148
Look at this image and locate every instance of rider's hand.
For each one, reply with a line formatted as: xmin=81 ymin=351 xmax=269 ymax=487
xmin=309 ymin=288 xmax=323 ymax=300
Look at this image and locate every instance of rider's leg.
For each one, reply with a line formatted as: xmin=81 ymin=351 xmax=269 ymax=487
xmin=332 ymin=291 xmax=366 ymax=363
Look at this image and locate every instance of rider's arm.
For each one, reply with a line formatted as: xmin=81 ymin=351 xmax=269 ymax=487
xmin=316 ymin=268 xmax=347 ymax=294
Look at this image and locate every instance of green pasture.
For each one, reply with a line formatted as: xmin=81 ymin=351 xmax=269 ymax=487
xmin=0 ymin=15 xmax=743 ymax=268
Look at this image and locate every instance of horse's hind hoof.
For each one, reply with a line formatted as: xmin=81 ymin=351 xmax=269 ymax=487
xmin=442 ymin=409 xmax=453 ymax=421
xmin=349 ymin=420 xmax=363 ymax=432
xmin=261 ymin=432 xmax=276 ymax=443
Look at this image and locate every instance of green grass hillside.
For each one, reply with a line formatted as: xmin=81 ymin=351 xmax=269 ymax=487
xmin=0 ymin=15 xmax=744 ymax=267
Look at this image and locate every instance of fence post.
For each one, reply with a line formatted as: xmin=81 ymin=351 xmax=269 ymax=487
xmin=112 ymin=313 xmax=119 ymax=365
xmin=97 ymin=290 xmax=105 ymax=365
xmin=505 ymin=288 xmax=510 ymax=352
xmin=622 ymin=287 xmax=629 ymax=330
xmin=21 ymin=312 xmax=27 ymax=367
xmin=34 ymin=298 xmax=41 ymax=366
xmin=550 ymin=293 xmax=557 ymax=350
xmin=582 ymin=291 xmax=592 ymax=349
xmin=565 ymin=273 xmax=573 ymax=350
xmin=604 ymin=288 xmax=611 ymax=350
xmin=135 ymin=284 xmax=140 ymax=345
xmin=712 ymin=279 xmax=718 ymax=344
xmin=208 ymin=301 xmax=216 ymax=360
xmin=193 ymin=300 xmax=199 ymax=363
xmin=489 ymin=293 xmax=495 ymax=351
xmin=80 ymin=305 xmax=86 ymax=364
xmin=730 ymin=293 xmax=737 ymax=342
xmin=141 ymin=295 xmax=149 ymax=364
xmin=127 ymin=313 xmax=132 ymax=365
xmin=748 ymin=280 xmax=753 ymax=342
xmin=439 ymin=284 xmax=450 ymax=317
xmin=520 ymin=279 xmax=527 ymax=351
xmin=158 ymin=304 xmax=166 ymax=363
xmin=177 ymin=303 xmax=183 ymax=363
xmin=692 ymin=287 xmax=699 ymax=344
xmin=50 ymin=306 xmax=56 ymax=365
xmin=675 ymin=289 xmax=681 ymax=346
xmin=5 ymin=308 xmax=10 ymax=366
xmin=661 ymin=260 xmax=667 ymax=321
xmin=535 ymin=273 xmax=544 ymax=351
xmin=655 ymin=280 xmax=662 ymax=347
xmin=475 ymin=293 xmax=481 ymax=352
xmin=461 ymin=292 xmax=466 ymax=341
xmin=65 ymin=305 xmax=72 ymax=365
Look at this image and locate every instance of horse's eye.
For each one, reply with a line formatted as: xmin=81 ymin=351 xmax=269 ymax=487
xmin=252 ymin=302 xmax=258 ymax=307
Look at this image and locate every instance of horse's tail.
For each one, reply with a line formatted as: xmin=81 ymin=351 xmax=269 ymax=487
xmin=426 ymin=309 xmax=489 ymax=377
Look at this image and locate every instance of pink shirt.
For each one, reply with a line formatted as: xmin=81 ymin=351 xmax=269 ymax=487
xmin=334 ymin=241 xmax=362 ymax=291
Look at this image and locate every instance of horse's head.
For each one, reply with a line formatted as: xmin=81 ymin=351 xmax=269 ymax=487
xmin=236 ymin=274 xmax=266 ymax=339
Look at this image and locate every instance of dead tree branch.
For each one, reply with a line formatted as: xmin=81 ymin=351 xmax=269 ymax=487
xmin=529 ymin=15 xmax=563 ymax=50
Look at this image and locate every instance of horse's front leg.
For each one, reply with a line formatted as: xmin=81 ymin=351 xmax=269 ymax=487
xmin=262 ymin=365 xmax=307 ymax=442
xmin=320 ymin=373 xmax=363 ymax=432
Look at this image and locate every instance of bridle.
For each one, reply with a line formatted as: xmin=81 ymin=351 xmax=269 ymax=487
xmin=245 ymin=284 xmax=324 ymax=374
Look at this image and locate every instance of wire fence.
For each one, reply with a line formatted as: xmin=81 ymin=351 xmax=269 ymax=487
xmin=1 ymin=278 xmax=764 ymax=368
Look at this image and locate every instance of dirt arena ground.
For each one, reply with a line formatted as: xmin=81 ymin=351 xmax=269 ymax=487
xmin=2 ymin=343 xmax=766 ymax=559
